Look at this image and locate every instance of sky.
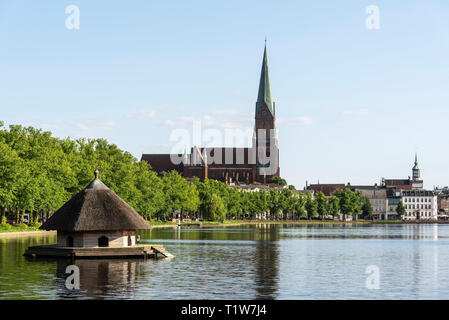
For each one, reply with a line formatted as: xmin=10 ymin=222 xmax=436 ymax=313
xmin=1 ymin=0 xmax=449 ymax=190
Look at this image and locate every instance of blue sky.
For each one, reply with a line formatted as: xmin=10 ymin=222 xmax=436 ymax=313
xmin=1 ymin=0 xmax=449 ymax=189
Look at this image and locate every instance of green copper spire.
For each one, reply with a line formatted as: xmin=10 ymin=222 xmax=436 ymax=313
xmin=256 ymin=42 xmax=274 ymax=116
xmin=413 ymin=153 xmax=419 ymax=170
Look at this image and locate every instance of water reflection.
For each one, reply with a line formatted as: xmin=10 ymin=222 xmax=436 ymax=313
xmin=56 ymin=259 xmax=142 ymax=299
xmin=253 ymin=224 xmax=280 ymax=299
xmin=2 ymin=224 xmax=449 ymax=299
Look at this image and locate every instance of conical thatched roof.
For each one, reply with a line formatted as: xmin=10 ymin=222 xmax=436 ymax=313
xmin=40 ymin=170 xmax=151 ymax=231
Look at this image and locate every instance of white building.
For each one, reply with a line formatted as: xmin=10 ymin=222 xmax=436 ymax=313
xmin=401 ymin=190 xmax=437 ymax=220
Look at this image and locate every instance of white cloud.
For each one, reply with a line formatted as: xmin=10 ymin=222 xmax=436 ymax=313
xmin=76 ymin=120 xmax=117 ymax=131
xmin=294 ymin=116 xmax=314 ymax=125
xmin=162 ymin=110 xmax=253 ymax=130
xmin=127 ymin=109 xmax=157 ymax=119
xmin=341 ymin=109 xmax=369 ymax=117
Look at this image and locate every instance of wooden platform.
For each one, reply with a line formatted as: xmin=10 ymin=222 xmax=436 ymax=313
xmin=24 ymin=244 xmax=174 ymax=259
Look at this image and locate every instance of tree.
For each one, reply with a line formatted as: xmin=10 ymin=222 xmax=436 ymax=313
xmin=279 ymin=188 xmax=294 ymax=219
xmin=268 ymin=189 xmax=282 ymax=218
xmin=333 ymin=188 xmax=360 ymax=221
xmin=161 ymin=171 xmax=199 ymax=220
xmin=225 ymin=187 xmax=242 ymax=219
xmin=315 ymin=191 xmax=328 ymax=220
xmin=361 ymin=197 xmax=373 ymax=218
xmin=0 ymin=142 xmax=22 ymax=220
xmin=133 ymin=163 xmax=165 ymax=220
xmin=292 ymin=194 xmax=307 ymax=219
xmin=328 ymin=196 xmax=340 ymax=218
xmin=305 ymin=197 xmax=318 ymax=219
xmin=267 ymin=176 xmax=287 ymax=186
xmin=203 ymin=194 xmax=226 ymax=221
xmin=396 ymin=201 xmax=405 ymax=217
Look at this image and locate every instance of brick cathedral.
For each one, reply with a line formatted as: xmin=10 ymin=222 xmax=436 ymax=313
xmin=141 ymin=44 xmax=280 ymax=184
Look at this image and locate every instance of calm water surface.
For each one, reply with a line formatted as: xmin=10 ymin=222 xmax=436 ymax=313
xmin=1 ymin=224 xmax=449 ymax=299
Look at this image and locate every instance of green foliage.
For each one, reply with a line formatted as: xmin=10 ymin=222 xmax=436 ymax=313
xmin=203 ymin=194 xmax=226 ymax=221
xmin=396 ymin=201 xmax=406 ymax=216
xmin=328 ymin=196 xmax=340 ymax=216
xmin=0 ymin=216 xmax=10 ymax=230
xmin=13 ymin=223 xmax=28 ymax=229
xmin=315 ymin=191 xmax=328 ymax=218
xmin=268 ymin=176 xmax=287 ymax=186
xmin=161 ymin=171 xmax=199 ymax=219
xmin=29 ymin=221 xmax=42 ymax=228
xmin=305 ymin=196 xmax=318 ymax=218
xmin=361 ymin=197 xmax=373 ymax=217
xmin=0 ymin=122 xmax=372 ymax=225
xmin=333 ymin=188 xmax=362 ymax=219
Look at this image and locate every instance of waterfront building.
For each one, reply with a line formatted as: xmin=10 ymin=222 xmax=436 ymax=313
xmin=386 ymin=189 xmax=401 ymax=219
xmin=434 ymin=187 xmax=449 ymax=218
xmin=355 ymin=188 xmax=388 ymax=220
xmin=141 ymin=44 xmax=280 ymax=184
xmin=382 ymin=154 xmax=424 ymax=190
xmin=400 ymin=189 xmax=437 ymax=220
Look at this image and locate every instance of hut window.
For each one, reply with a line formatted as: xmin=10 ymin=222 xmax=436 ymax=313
xmin=67 ymin=236 xmax=74 ymax=247
xmin=98 ymin=236 xmax=109 ymax=247
xmin=128 ymin=235 xmax=132 ymax=246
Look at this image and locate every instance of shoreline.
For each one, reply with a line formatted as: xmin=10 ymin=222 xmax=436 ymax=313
xmin=1 ymin=219 xmax=445 ymax=236
xmin=148 ymin=219 xmax=449 ymax=229
xmin=148 ymin=219 xmax=406 ymax=229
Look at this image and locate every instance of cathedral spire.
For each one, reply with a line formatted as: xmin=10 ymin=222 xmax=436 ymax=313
xmin=256 ymin=42 xmax=274 ymax=116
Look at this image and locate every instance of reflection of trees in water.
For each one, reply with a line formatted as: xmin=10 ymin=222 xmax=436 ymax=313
xmin=141 ymin=224 xmax=282 ymax=299
xmin=56 ymin=259 xmax=146 ymax=299
xmin=253 ymin=224 xmax=280 ymax=299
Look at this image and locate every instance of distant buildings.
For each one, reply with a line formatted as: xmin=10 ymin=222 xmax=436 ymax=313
xmin=306 ymin=154 xmax=440 ymax=221
xmin=434 ymin=187 xmax=449 ymax=218
xmin=399 ymin=190 xmax=438 ymax=220
xmin=305 ymin=183 xmax=346 ymax=197
xmin=356 ymin=188 xmax=388 ymax=219
xmin=382 ymin=154 xmax=423 ymax=190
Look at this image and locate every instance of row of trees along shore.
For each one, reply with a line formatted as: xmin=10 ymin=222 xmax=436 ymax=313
xmin=0 ymin=122 xmax=380 ymax=225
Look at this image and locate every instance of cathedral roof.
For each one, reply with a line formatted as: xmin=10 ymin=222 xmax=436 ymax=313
xmin=256 ymin=42 xmax=275 ymax=117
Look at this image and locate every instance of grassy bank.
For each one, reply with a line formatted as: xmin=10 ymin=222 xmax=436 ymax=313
xmin=0 ymin=224 xmax=42 ymax=233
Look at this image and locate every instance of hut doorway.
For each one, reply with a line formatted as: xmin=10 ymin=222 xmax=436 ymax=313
xmin=128 ymin=235 xmax=132 ymax=246
xmin=67 ymin=236 xmax=74 ymax=247
xmin=98 ymin=236 xmax=109 ymax=247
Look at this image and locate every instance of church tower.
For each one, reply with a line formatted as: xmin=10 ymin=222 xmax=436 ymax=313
xmin=254 ymin=42 xmax=280 ymax=182
xmin=412 ymin=153 xmax=420 ymax=181
xmin=411 ymin=153 xmax=423 ymax=190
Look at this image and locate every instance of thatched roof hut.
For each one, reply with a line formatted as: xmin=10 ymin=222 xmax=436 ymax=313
xmin=41 ymin=170 xmax=150 ymax=248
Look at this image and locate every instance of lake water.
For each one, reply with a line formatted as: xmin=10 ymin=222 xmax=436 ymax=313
xmin=1 ymin=223 xmax=449 ymax=300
